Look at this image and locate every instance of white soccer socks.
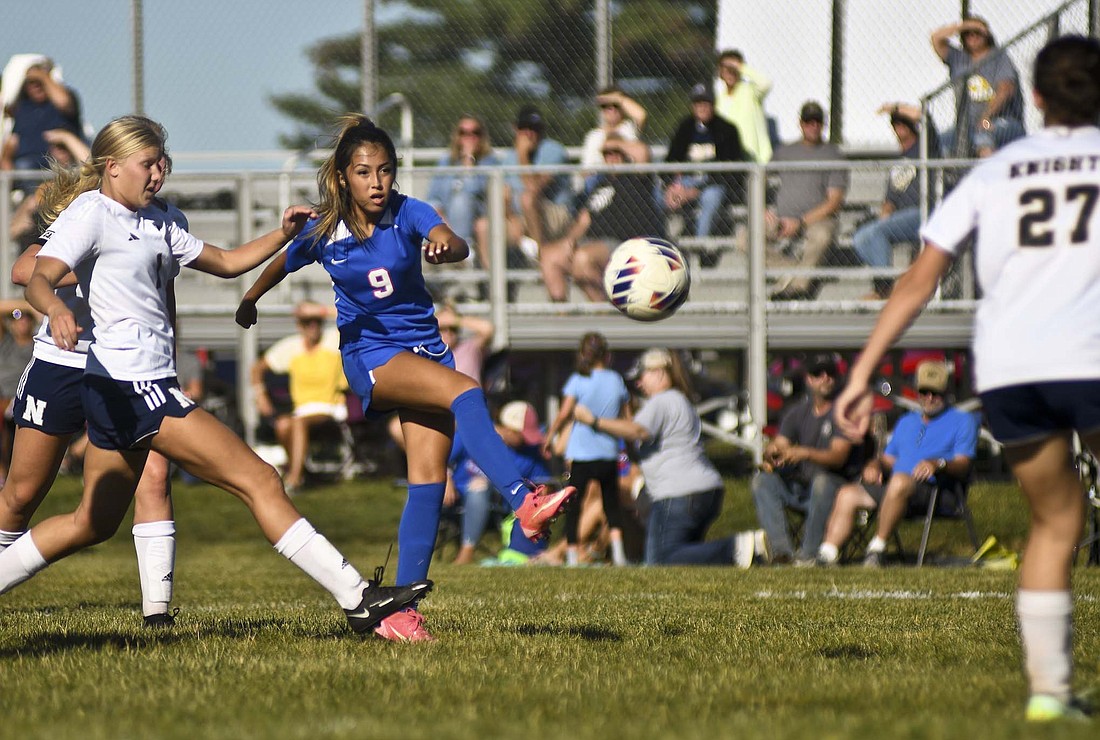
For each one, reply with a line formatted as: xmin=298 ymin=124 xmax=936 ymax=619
xmin=0 ymin=532 xmax=48 ymax=593
xmin=1017 ymin=589 xmax=1073 ymax=703
xmin=133 ymin=521 xmax=176 ymax=617
xmin=274 ymin=518 xmax=366 ymax=610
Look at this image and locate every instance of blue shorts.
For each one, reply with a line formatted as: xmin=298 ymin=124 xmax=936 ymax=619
xmin=12 ymin=358 xmax=86 ymax=435
xmin=341 ymin=338 xmax=455 ymax=417
xmin=980 ymin=379 xmax=1100 ymax=446
xmin=82 ymin=374 xmax=199 ymax=451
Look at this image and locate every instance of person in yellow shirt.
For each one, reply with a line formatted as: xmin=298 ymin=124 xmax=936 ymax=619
xmin=713 ymin=49 xmax=773 ymax=163
xmin=252 ymin=301 xmax=346 ymax=493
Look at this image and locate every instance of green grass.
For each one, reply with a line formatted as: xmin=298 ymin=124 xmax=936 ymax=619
xmin=1 ymin=476 xmax=1097 ymax=739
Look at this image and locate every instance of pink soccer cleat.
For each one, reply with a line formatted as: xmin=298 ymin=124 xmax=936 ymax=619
xmin=373 ymin=608 xmax=435 ymax=643
xmin=515 ymin=483 xmax=577 ymax=541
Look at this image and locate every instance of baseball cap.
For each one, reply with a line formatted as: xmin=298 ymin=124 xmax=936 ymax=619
xmin=806 ymin=353 xmax=839 ymax=377
xmin=690 ymin=82 xmax=715 ymax=103
xmin=499 ymin=401 xmax=543 ymax=446
xmin=800 ymin=101 xmax=825 ymax=122
xmin=626 ymin=348 xmax=673 ymax=380
xmin=515 ymin=105 xmax=545 ymax=131
xmin=915 ymin=361 xmax=949 ymax=394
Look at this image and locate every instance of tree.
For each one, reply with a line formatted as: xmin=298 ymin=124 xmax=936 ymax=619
xmin=269 ymin=0 xmax=716 ymax=151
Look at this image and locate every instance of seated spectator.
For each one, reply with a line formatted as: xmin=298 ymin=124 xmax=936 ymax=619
xmin=450 ymin=400 xmax=551 ymax=566
xmin=473 ymin=105 xmax=572 ymax=274
xmin=425 ymin=114 xmax=498 ymax=247
xmin=664 ymin=82 xmax=747 ymax=261
xmin=757 ymin=101 xmax=847 ymax=300
xmin=250 ymin=301 xmax=345 ymax=494
xmin=9 ymin=128 xmax=89 ymax=248
xmin=573 ymin=348 xmax=765 ymax=567
xmin=931 ymin=16 xmax=1025 ymax=157
xmin=713 ymin=49 xmax=773 ymax=163
xmin=579 ymin=86 xmax=647 ymax=191
xmin=853 ymin=103 xmax=940 ymax=300
xmin=751 ymin=353 xmax=860 ymax=565
xmin=540 ymin=134 xmax=663 ymax=301
xmin=817 ymin=360 xmax=979 ymax=567
xmin=1 ymin=55 xmax=84 ymax=195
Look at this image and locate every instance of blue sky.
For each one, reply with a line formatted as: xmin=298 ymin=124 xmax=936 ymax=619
xmin=1 ymin=1 xmax=373 ymax=159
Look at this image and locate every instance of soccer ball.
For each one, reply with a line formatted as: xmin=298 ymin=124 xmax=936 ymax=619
xmin=603 ymin=237 xmax=690 ymax=322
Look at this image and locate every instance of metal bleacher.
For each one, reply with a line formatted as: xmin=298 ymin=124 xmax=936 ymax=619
xmin=0 ymin=157 xmax=978 ymax=458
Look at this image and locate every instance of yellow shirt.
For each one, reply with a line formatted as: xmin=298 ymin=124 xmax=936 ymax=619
xmin=713 ymin=64 xmax=773 ymax=163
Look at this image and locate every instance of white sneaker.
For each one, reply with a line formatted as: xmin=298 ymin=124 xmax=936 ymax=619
xmin=734 ymin=530 xmax=756 ymax=569
xmin=753 ymin=529 xmax=770 ymax=564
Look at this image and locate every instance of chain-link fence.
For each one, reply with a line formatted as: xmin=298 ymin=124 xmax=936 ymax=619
xmin=2 ymin=1 xmax=1095 ymax=159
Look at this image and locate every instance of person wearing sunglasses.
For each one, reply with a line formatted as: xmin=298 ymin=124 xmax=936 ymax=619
xmin=931 ymin=15 xmax=1025 ymax=157
xmin=820 ymin=360 xmax=977 ymax=568
xmin=425 ymin=115 xmax=498 ymax=249
xmin=579 ymin=85 xmax=647 ymax=193
xmin=751 ymin=353 xmax=863 ymax=565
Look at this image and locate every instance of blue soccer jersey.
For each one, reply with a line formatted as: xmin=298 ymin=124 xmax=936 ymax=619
xmin=284 ymin=193 xmax=444 ymax=347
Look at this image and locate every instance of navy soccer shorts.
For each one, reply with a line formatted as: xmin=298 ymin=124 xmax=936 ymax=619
xmin=12 ymin=358 xmax=87 ymax=435
xmin=980 ymin=379 xmax=1100 ymax=446
xmin=82 ymin=374 xmax=199 ymax=451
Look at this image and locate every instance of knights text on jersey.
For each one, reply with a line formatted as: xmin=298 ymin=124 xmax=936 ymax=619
xmin=921 ymin=126 xmax=1100 ymax=392
xmin=37 ymin=190 xmax=203 ymax=381
xmin=284 ymin=194 xmax=445 ymax=347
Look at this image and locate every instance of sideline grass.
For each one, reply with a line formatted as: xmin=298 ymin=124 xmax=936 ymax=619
xmin=0 ymin=476 xmax=1096 ymax=739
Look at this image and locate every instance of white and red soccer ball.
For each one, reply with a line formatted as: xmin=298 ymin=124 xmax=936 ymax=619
xmin=603 ymin=237 xmax=690 ymax=322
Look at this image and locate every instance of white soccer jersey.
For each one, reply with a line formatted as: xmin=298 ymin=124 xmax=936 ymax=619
xmin=922 ymin=126 xmax=1100 ymax=393
xmin=37 ymin=191 xmax=203 ymax=381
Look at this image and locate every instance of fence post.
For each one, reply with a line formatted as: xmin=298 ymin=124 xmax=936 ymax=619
xmin=0 ymin=172 xmax=10 ymax=301
xmin=487 ymin=169 xmax=509 ymax=352
xmin=235 ymin=173 xmax=259 ymax=446
xmin=829 ymin=0 xmax=845 ymax=144
xmin=747 ymin=164 xmax=767 ymax=465
xmin=361 ymin=0 xmax=377 ymax=115
xmin=595 ymin=0 xmax=612 ymax=90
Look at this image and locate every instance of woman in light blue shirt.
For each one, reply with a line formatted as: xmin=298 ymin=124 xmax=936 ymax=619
xmin=544 ymin=333 xmax=631 ymax=565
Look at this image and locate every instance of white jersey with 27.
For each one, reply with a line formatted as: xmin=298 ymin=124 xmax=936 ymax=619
xmin=922 ymin=126 xmax=1100 ymax=393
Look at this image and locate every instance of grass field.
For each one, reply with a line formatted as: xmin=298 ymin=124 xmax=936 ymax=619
xmin=1 ymin=475 xmax=1097 ymax=740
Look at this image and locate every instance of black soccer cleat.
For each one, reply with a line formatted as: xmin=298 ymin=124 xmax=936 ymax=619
xmin=143 ymin=607 xmax=180 ymax=629
xmin=344 ymin=578 xmax=433 ymax=635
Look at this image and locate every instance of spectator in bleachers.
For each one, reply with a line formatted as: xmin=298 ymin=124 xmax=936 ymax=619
xmin=0 ymin=56 xmax=85 ymax=196
xmin=426 ymin=114 xmax=498 ymax=253
xmin=579 ymin=86 xmax=647 ymax=191
xmin=540 ymin=133 xmax=662 ymax=302
xmin=9 ymin=128 xmax=89 ymax=249
xmin=852 ymin=102 xmax=940 ymax=300
xmin=474 ymin=104 xmax=572 ymax=274
xmin=818 ymin=360 xmax=978 ymax=567
xmin=931 ymin=16 xmax=1025 ymax=158
xmin=713 ymin=49 xmax=773 ymax=163
xmin=573 ymin=348 xmax=765 ymax=567
xmin=763 ymin=101 xmax=847 ymax=301
xmin=751 ymin=353 xmax=859 ymax=565
xmin=663 ymin=82 xmax=747 ymax=266
xmin=250 ymin=301 xmax=346 ymax=494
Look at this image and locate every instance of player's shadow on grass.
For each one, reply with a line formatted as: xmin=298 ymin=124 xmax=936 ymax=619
xmin=515 ymin=623 xmax=622 ymax=642
xmin=0 ymin=630 xmax=187 ymax=658
xmin=817 ymin=644 xmax=879 ymax=661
